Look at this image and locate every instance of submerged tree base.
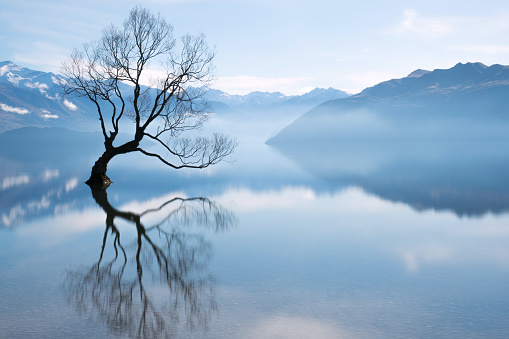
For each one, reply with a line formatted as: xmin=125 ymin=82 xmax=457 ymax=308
xmin=85 ymin=173 xmax=113 ymax=190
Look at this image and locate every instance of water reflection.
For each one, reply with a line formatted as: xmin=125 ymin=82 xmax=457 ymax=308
xmin=271 ymin=140 xmax=509 ymax=216
xmin=64 ymin=187 xmax=236 ymax=338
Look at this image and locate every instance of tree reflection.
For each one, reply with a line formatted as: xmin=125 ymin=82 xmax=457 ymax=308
xmin=64 ymin=187 xmax=236 ymax=338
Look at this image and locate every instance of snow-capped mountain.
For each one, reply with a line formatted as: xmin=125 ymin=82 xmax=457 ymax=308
xmin=286 ymin=87 xmax=350 ymax=106
xmin=0 ymin=61 xmax=99 ymax=132
xmin=205 ymin=87 xmax=350 ymax=110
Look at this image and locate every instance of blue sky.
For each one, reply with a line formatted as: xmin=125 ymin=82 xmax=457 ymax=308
xmin=1 ymin=0 xmax=509 ymax=95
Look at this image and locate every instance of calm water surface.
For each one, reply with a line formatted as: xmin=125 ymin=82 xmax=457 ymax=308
xmin=1 ymin=127 xmax=509 ymax=338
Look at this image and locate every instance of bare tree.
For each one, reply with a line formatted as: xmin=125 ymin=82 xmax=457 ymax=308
xmin=62 ymin=6 xmax=236 ymax=189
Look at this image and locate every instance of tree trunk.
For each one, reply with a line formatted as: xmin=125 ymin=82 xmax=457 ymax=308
xmin=85 ymin=149 xmax=116 ymax=189
xmin=85 ymin=140 xmax=141 ymax=189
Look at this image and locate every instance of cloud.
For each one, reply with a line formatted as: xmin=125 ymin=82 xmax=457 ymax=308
xmin=391 ymin=9 xmax=452 ymax=38
xmin=399 ymin=243 xmax=454 ymax=273
xmin=40 ymin=109 xmax=58 ymax=119
xmin=63 ymin=99 xmax=77 ymax=111
xmin=65 ymin=178 xmax=78 ymax=193
xmin=216 ymin=186 xmax=317 ymax=212
xmin=27 ymin=195 xmax=51 ymax=211
xmin=2 ymin=175 xmax=30 ymax=190
xmin=0 ymin=103 xmax=30 ymax=114
xmin=241 ymin=315 xmax=353 ymax=339
xmin=41 ymin=169 xmax=59 ymax=182
xmin=2 ymin=205 xmax=25 ymax=228
xmin=51 ymin=75 xmax=66 ymax=86
xmin=25 ymin=81 xmax=49 ymax=93
xmin=0 ymin=62 xmax=20 ymax=76
xmin=215 ymin=75 xmax=313 ymax=95
xmin=448 ymin=45 xmax=509 ymax=55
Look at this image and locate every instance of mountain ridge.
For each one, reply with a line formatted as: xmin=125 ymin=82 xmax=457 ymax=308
xmin=0 ymin=61 xmax=350 ymax=132
xmin=268 ymin=62 xmax=509 ymax=144
xmin=356 ymin=62 xmax=509 ymax=100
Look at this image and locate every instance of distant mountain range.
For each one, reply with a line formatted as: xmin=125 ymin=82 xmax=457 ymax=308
xmin=0 ymin=61 xmax=349 ymax=133
xmin=268 ymin=62 xmax=509 ymax=144
xmin=205 ymin=87 xmax=350 ymax=110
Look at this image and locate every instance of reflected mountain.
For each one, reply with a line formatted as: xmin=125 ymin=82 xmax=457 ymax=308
xmin=270 ymin=141 xmax=509 ymax=216
xmin=64 ymin=187 xmax=236 ymax=338
xmin=268 ymin=63 xmax=509 ymax=216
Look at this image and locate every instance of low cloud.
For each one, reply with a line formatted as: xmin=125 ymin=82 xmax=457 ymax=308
xmin=25 ymin=81 xmax=49 ymax=93
xmin=63 ymin=99 xmax=77 ymax=111
xmin=0 ymin=103 xmax=30 ymax=115
xmin=215 ymin=75 xmax=312 ymax=96
xmin=0 ymin=62 xmax=20 ymax=76
xmin=51 ymin=75 xmax=66 ymax=85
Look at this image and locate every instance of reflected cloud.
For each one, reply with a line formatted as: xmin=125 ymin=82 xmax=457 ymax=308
xmin=17 ymin=208 xmax=105 ymax=246
xmin=64 ymin=187 xmax=236 ymax=338
xmin=217 ymin=186 xmax=317 ymax=211
xmin=2 ymin=186 xmax=64 ymax=228
xmin=2 ymin=174 xmax=30 ymax=190
xmin=218 ymin=186 xmax=395 ymax=213
xmin=65 ymin=177 xmax=78 ymax=192
xmin=2 ymin=205 xmax=24 ymax=228
xmin=216 ymin=185 xmax=509 ymax=273
xmin=41 ymin=169 xmax=59 ymax=182
xmin=399 ymin=243 xmax=454 ymax=273
xmin=242 ymin=315 xmax=353 ymax=339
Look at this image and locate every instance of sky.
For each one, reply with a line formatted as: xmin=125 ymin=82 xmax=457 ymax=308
xmin=1 ymin=0 xmax=509 ymax=95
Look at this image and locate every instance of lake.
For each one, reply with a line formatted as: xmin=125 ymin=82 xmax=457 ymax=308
xmin=1 ymin=122 xmax=509 ymax=338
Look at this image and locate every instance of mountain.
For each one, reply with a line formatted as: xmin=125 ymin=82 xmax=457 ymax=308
xmin=0 ymin=61 xmax=100 ymax=132
xmin=267 ymin=62 xmax=509 ymax=216
xmin=205 ymin=89 xmax=288 ymax=107
xmin=357 ymin=62 xmax=509 ymax=101
xmin=0 ymin=61 xmax=350 ymax=133
xmin=286 ymin=87 xmax=351 ymax=106
xmin=205 ymin=87 xmax=350 ymax=112
xmin=267 ymin=62 xmax=509 ymax=144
